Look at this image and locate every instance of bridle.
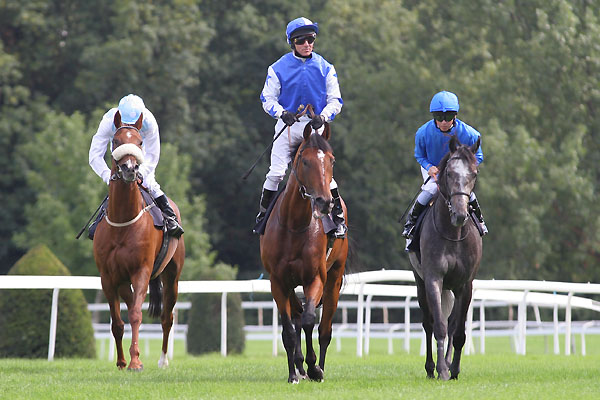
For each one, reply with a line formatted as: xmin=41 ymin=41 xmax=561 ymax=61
xmin=433 ymin=155 xmax=474 ymax=242
xmin=437 ymin=156 xmax=472 ymax=214
xmin=110 ymin=125 xmax=143 ymax=182
xmin=105 ymin=125 xmax=153 ymax=227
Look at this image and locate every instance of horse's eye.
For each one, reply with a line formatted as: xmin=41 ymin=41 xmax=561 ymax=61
xmin=302 ymin=159 xmax=309 ymax=167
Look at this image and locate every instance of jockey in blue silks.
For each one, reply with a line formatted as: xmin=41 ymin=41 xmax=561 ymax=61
xmin=256 ymin=17 xmax=346 ymax=238
xmin=402 ymin=91 xmax=488 ymax=239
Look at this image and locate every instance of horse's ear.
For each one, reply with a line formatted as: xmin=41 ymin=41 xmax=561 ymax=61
xmin=303 ymin=123 xmax=312 ymax=140
xmin=114 ymin=110 xmax=122 ymax=128
xmin=134 ymin=113 xmax=143 ymax=130
xmin=322 ymin=122 xmax=331 ymax=141
xmin=470 ymin=137 xmax=481 ymax=154
xmin=449 ymin=134 xmax=461 ymax=152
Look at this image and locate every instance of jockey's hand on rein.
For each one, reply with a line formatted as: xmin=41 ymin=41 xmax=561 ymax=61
xmin=136 ymin=171 xmax=144 ymax=184
xmin=281 ymin=110 xmax=297 ymax=126
xmin=310 ymin=115 xmax=325 ymax=130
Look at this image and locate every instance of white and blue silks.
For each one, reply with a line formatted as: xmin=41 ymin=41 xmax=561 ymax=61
xmin=89 ymin=107 xmax=164 ymax=198
xmin=414 ymin=118 xmax=483 ymax=203
xmin=260 ymin=52 xmax=343 ymax=191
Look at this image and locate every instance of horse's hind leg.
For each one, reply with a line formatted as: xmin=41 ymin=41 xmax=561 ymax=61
xmin=291 ymin=294 xmax=307 ymax=379
xmin=449 ymin=282 xmax=473 ymax=380
xmin=158 ymin=262 xmax=180 ymax=368
xmin=317 ymin=262 xmax=345 ymax=376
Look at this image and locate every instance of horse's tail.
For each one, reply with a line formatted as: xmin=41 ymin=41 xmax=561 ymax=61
xmin=148 ymin=278 xmax=163 ymax=318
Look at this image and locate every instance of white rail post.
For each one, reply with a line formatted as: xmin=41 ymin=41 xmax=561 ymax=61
xmin=221 ymin=292 xmax=227 ymax=356
xmin=479 ymin=299 xmax=486 ymax=354
xmin=404 ymin=296 xmax=411 ymax=353
xmin=272 ymin=300 xmax=278 ymax=356
xmin=356 ymin=283 xmax=365 ymax=357
xmin=517 ymin=290 xmax=529 ymax=355
xmin=553 ymin=296 xmax=560 ymax=354
xmin=364 ymin=294 xmax=373 ymax=355
xmin=565 ymin=292 xmax=573 ymax=355
xmin=48 ymin=288 xmax=60 ymax=361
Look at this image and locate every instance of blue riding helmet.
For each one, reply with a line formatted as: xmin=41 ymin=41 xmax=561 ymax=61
xmin=118 ymin=94 xmax=145 ymax=124
xmin=429 ymin=91 xmax=460 ymax=113
xmin=286 ymin=17 xmax=319 ymax=44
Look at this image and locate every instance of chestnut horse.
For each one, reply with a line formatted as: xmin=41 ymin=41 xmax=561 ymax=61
xmin=260 ymin=123 xmax=349 ymax=383
xmin=408 ymin=135 xmax=482 ymax=380
xmin=93 ymin=112 xmax=185 ymax=371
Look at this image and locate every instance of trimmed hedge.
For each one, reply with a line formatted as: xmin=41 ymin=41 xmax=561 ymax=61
xmin=187 ymin=265 xmax=245 ymax=355
xmin=0 ymin=245 xmax=96 ymax=358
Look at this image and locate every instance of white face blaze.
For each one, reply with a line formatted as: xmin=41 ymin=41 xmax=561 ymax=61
xmin=317 ymin=149 xmax=326 ymax=175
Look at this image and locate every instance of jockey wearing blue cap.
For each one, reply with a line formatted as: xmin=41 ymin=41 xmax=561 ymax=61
xmin=402 ymin=91 xmax=488 ymax=239
xmin=89 ymin=94 xmax=184 ymax=237
xmin=257 ymin=17 xmax=346 ymax=238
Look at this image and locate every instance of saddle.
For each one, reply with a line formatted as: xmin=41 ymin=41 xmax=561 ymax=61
xmin=252 ymin=183 xmax=340 ymax=252
xmin=406 ymin=198 xmax=485 ymax=257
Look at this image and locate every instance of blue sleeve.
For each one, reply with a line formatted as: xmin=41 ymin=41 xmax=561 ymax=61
xmin=414 ymin=127 xmax=433 ymax=171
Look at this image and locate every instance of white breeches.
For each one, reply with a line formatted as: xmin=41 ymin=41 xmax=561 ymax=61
xmin=142 ymin=171 xmax=163 ymax=198
xmin=263 ymin=118 xmax=338 ymax=191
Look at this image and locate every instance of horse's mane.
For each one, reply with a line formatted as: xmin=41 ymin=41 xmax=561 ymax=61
xmin=289 ymin=131 xmax=333 ymax=160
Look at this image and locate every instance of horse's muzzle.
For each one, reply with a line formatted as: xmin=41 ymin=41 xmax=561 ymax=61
xmin=312 ymin=197 xmax=333 ymax=219
xmin=118 ymin=160 xmax=139 ymax=183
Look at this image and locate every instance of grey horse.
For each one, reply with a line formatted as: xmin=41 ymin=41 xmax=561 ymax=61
xmin=408 ymin=134 xmax=483 ymax=380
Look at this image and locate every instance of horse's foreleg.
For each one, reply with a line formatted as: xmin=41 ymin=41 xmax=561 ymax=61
xmin=425 ymin=278 xmax=450 ymax=380
xmin=317 ymin=263 xmax=345 ymax=376
xmin=415 ymin=278 xmax=435 ymax=378
xmin=159 ymin=266 xmax=179 ymax=368
xmin=271 ymin=281 xmax=298 ymax=383
xmin=291 ymin=294 xmax=307 ymax=379
xmin=127 ymin=275 xmax=150 ymax=371
xmin=104 ymin=285 xmax=127 ymax=370
xmin=449 ymin=282 xmax=473 ymax=380
xmin=303 ymin=278 xmax=324 ymax=382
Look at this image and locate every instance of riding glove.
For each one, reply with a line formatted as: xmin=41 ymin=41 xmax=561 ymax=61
xmin=281 ymin=110 xmax=297 ymax=126
xmin=310 ymin=115 xmax=325 ymax=130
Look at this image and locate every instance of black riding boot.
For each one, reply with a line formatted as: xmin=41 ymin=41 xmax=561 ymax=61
xmin=256 ymin=188 xmax=277 ymax=223
xmin=155 ymin=194 xmax=184 ymax=237
xmin=468 ymin=197 xmax=488 ymax=236
xmin=331 ymin=188 xmax=347 ymax=239
xmin=402 ymin=201 xmax=427 ymax=239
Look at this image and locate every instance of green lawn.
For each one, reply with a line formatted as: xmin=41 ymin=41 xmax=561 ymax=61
xmin=1 ymin=337 xmax=599 ymax=399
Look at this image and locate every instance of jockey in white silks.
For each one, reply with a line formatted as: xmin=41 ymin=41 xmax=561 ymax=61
xmin=256 ymin=17 xmax=346 ymax=238
xmin=89 ymin=94 xmax=184 ymax=237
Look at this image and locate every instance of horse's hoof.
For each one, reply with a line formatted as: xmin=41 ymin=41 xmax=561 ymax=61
xmin=437 ymin=371 xmax=450 ymax=381
xmin=288 ymin=376 xmax=299 ymax=384
xmin=307 ymin=365 xmax=324 ymax=381
xmin=128 ymin=364 xmax=144 ymax=372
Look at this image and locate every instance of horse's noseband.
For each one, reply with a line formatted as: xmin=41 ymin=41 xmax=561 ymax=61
xmin=439 ymin=156 xmax=473 ymax=214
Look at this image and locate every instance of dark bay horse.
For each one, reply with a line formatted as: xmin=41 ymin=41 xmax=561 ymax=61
xmin=408 ymin=134 xmax=482 ymax=380
xmin=260 ymin=123 xmax=349 ymax=383
xmin=93 ymin=112 xmax=185 ymax=371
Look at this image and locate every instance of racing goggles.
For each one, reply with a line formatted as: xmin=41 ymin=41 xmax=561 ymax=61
xmin=432 ymin=111 xmax=457 ymax=122
xmin=293 ymin=34 xmax=316 ymax=45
